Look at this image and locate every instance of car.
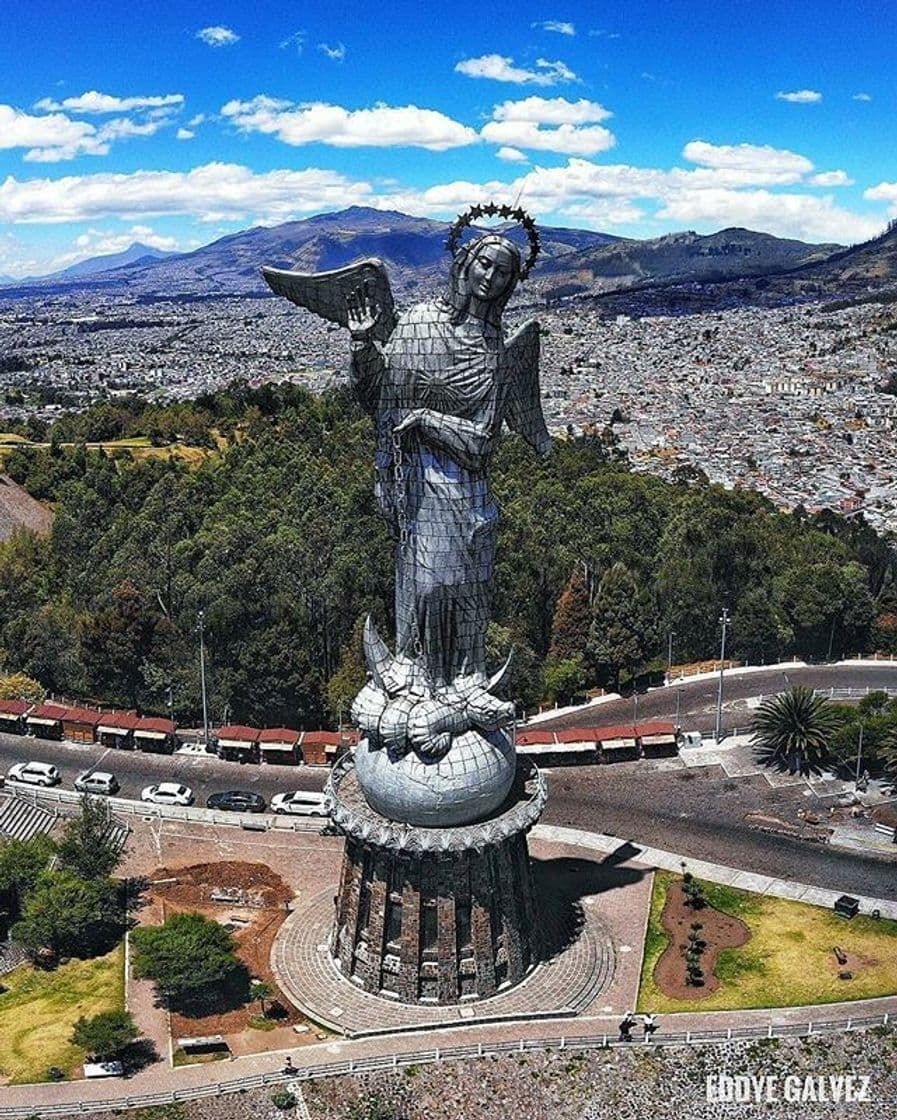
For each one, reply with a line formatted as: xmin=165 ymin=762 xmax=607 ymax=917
xmin=206 ymin=790 xmax=267 ymax=813
xmin=141 ymin=782 xmax=194 ymax=806
xmin=74 ymin=770 xmax=120 ymax=796
xmin=270 ymin=790 xmax=329 ymax=817
xmin=6 ymin=761 xmax=62 ymax=787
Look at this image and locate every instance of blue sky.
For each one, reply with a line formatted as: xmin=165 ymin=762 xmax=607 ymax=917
xmin=1 ymin=0 xmax=896 ymax=276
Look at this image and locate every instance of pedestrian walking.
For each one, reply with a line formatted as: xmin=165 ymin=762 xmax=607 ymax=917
xmin=282 ymin=1054 xmax=294 ymax=1075
xmin=642 ymin=1013 xmax=659 ymax=1041
xmin=618 ymin=1011 xmax=636 ymax=1042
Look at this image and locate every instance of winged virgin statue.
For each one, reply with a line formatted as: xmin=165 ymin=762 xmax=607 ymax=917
xmin=263 ymin=204 xmax=552 ymax=825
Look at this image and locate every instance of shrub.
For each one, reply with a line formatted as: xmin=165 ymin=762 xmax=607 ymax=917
xmin=271 ymin=1089 xmax=296 ymax=1111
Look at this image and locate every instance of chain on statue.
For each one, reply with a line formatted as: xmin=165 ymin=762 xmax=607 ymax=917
xmin=391 ymin=427 xmax=429 ymax=692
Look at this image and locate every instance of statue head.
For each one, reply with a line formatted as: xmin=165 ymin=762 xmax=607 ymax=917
xmin=446 ymin=234 xmax=522 ymax=327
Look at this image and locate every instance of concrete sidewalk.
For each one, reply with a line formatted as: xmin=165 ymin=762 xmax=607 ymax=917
xmin=532 ymin=824 xmax=897 ymax=918
xmin=0 ymin=996 xmax=894 ymax=1117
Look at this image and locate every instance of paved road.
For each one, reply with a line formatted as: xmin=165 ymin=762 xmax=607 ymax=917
xmin=540 ymin=662 xmax=897 ymax=736
xmin=540 ymin=762 xmax=897 ymax=900
xmin=2 ymin=663 xmax=895 ymax=898
xmin=0 ymin=732 xmax=329 ymax=804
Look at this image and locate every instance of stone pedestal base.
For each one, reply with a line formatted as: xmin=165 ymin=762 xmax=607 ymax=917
xmin=326 ymin=756 xmax=547 ymax=1005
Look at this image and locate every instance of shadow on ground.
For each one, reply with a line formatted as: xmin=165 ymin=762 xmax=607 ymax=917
xmin=121 ymin=1038 xmax=160 ymax=1076
xmin=166 ymin=964 xmax=252 ymax=1017
xmin=532 ymin=843 xmax=647 ymax=960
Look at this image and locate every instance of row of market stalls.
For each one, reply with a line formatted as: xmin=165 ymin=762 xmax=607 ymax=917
xmin=0 ymin=699 xmax=676 ymax=769
xmin=515 ymin=721 xmax=679 ymax=764
xmin=0 ymin=701 xmax=355 ymax=766
xmin=215 ymin=726 xmax=357 ymax=766
xmin=0 ymin=701 xmax=177 ymax=753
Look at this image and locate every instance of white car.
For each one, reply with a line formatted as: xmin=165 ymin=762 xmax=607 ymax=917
xmin=270 ymin=791 xmax=328 ymax=817
xmin=6 ymin=761 xmax=61 ymax=787
xmin=74 ymin=770 xmax=120 ymax=795
xmin=141 ymin=782 xmax=194 ymax=806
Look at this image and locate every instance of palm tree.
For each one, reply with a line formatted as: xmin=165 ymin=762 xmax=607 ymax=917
xmin=250 ymin=980 xmax=273 ymax=1017
xmin=750 ymin=686 xmax=843 ymax=774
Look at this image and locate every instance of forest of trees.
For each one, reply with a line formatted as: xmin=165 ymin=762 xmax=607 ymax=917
xmin=1 ymin=381 xmax=896 ymax=728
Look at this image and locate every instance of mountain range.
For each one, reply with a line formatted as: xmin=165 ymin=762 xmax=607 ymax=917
xmin=2 ymin=207 xmax=897 ymax=307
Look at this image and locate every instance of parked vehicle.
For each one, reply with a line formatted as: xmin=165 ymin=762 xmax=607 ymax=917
xmin=6 ymin=761 xmax=62 ymax=787
xmin=206 ymin=790 xmax=267 ymax=813
xmin=141 ymin=782 xmax=194 ymax=806
xmin=270 ymin=790 xmax=328 ymax=817
xmin=74 ymin=770 xmax=120 ymax=796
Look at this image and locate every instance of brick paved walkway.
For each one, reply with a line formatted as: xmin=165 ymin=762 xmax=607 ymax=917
xmin=272 ymin=882 xmax=616 ymax=1036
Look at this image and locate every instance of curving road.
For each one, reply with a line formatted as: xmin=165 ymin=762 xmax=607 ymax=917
xmin=539 ymin=662 xmax=897 ymax=736
xmin=2 ymin=664 xmax=896 ymax=899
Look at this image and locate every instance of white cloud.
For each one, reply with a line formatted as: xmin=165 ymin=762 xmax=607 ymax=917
xmin=775 ymin=89 xmax=822 ymax=103
xmin=391 ymin=157 xmax=882 ymax=243
xmin=176 ymin=128 xmax=195 ymax=140
xmin=455 ymin=54 xmax=578 ymax=86
xmin=0 ymin=104 xmax=107 ymax=162
xmin=853 ymin=92 xmax=872 ymax=102
xmin=96 ymin=117 xmax=171 ymax=142
xmin=683 ymin=139 xmax=812 ymax=176
xmin=810 ymin=170 xmax=853 ymax=187
xmin=0 ymin=162 xmax=376 ymax=224
xmin=35 ymin=91 xmax=184 ymax=114
xmin=188 ymin=114 xmax=206 ymax=127
xmin=484 ymin=96 xmax=615 ymax=155
xmin=318 ymin=42 xmax=346 ymax=61
xmin=496 ymin=146 xmax=528 ymax=162
xmin=221 ymin=96 xmax=478 ymax=150
xmin=531 ymin=20 xmax=576 ymax=35
xmin=492 ymin=96 xmax=611 ymax=124
xmin=656 ymin=187 xmax=879 ymax=243
xmin=197 ymin=26 xmax=239 ymax=47
xmin=279 ymin=31 xmax=306 ymax=54
xmin=50 ymin=224 xmax=181 ymax=269
xmin=864 ymin=181 xmax=897 ymax=216
xmin=482 ymin=119 xmax=614 ymax=156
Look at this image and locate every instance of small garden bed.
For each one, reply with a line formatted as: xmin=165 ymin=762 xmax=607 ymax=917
xmin=141 ymin=861 xmax=324 ymax=1053
xmin=653 ymin=878 xmax=750 ymax=999
xmin=639 ymin=871 xmax=897 ymax=1012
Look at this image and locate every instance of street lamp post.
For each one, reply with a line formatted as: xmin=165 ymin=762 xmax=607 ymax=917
xmin=667 ymin=631 xmax=675 ymax=673
xmin=197 ymin=610 xmax=210 ymax=753
xmin=675 ymin=686 xmax=684 ymax=731
xmin=715 ymin=608 xmax=729 ymax=744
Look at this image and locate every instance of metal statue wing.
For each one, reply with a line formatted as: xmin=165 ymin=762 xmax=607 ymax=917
xmin=260 ymin=257 xmax=397 ymax=343
xmin=503 ymin=319 xmax=553 ymax=456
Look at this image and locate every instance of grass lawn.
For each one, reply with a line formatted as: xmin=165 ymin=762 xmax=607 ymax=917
xmin=0 ymin=433 xmax=28 ymax=444
xmin=131 ymin=443 xmax=211 ymax=467
xmin=638 ymin=871 xmax=897 ymax=1013
xmin=0 ymin=943 xmax=125 ymax=1083
xmin=172 ymin=1047 xmax=229 ymax=1068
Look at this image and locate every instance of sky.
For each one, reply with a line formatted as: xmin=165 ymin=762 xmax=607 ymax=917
xmin=1 ymin=0 xmax=896 ymax=277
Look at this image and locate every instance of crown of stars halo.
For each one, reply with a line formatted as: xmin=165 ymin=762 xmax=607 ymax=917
xmin=446 ymin=202 xmax=541 ymax=280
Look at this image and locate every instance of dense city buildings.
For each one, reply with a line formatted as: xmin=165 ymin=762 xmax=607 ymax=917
xmin=2 ymin=290 xmax=897 ymax=531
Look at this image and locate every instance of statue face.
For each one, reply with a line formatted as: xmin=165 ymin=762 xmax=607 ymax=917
xmin=467 ymin=241 xmax=517 ymax=302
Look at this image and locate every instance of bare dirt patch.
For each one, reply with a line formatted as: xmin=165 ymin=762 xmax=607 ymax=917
xmin=0 ymin=474 xmax=53 ymax=541
xmin=653 ymin=881 xmax=750 ymax=1000
xmin=138 ymin=861 xmax=322 ymax=1049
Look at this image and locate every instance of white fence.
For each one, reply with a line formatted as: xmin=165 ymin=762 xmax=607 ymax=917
xmin=3 ymin=784 xmax=324 ymax=832
xmin=0 ymin=1012 xmax=890 ymax=1118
